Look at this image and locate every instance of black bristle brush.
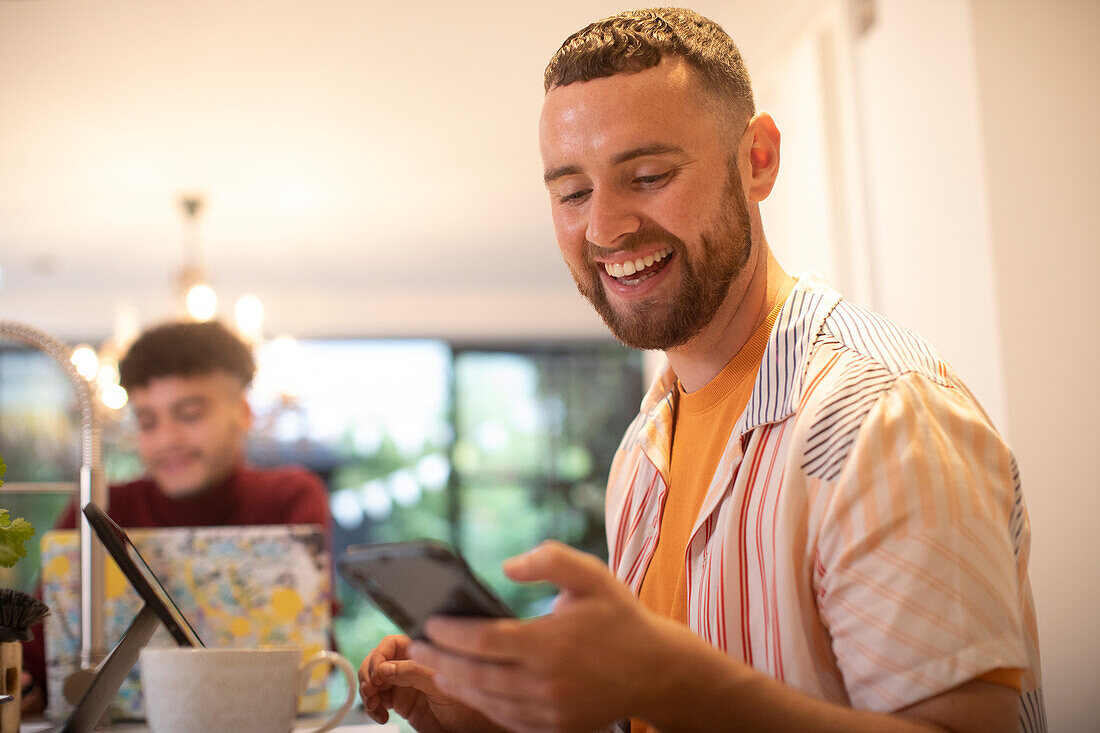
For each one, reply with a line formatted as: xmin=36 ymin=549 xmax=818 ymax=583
xmin=0 ymin=588 xmax=49 ymax=642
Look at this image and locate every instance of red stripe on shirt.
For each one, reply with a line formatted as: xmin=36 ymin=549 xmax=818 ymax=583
xmin=756 ymin=421 xmax=788 ymax=672
xmin=739 ymin=424 xmax=772 ymax=664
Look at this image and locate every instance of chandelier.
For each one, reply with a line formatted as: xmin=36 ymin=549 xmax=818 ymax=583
xmin=69 ymin=195 xmax=271 ymax=410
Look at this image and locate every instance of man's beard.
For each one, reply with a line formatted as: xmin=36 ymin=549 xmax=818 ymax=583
xmin=568 ymin=165 xmax=753 ymax=351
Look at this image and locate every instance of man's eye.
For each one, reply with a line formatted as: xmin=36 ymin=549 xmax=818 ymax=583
xmin=634 ymin=172 xmax=671 ymax=186
xmin=558 ymin=188 xmax=591 ymax=203
xmin=177 ymin=409 xmax=205 ymax=423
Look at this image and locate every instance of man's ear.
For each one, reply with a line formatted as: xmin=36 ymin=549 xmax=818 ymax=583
xmin=740 ymin=112 xmax=781 ymax=202
xmin=237 ymin=393 xmax=253 ymax=432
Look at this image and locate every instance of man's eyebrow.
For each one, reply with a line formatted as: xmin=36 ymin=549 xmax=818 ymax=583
xmin=170 ymin=395 xmax=208 ymax=411
xmin=543 ymin=144 xmax=686 ymax=185
xmin=543 ymin=164 xmax=581 ymax=185
xmin=611 ymin=144 xmax=685 ymax=166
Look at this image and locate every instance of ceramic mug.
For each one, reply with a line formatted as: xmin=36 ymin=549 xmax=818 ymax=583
xmin=139 ymin=647 xmax=356 ymax=733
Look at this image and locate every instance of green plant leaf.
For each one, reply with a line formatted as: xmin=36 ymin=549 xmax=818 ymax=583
xmin=0 ymin=508 xmax=35 ymax=569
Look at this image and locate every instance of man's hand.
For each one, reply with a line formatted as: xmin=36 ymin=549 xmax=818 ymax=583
xmin=404 ymin=541 xmax=1019 ymax=733
xmin=358 ymin=633 xmax=505 ymax=733
xmin=409 ymin=540 xmax=688 ymax=733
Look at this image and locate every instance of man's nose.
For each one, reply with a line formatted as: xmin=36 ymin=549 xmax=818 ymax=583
xmin=585 ymin=188 xmax=641 ymax=249
xmin=148 ymin=419 xmax=183 ymax=448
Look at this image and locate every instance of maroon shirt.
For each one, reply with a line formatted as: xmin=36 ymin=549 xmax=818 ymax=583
xmin=54 ymin=464 xmax=330 ymax=531
xmin=25 ymin=463 xmax=332 ymax=689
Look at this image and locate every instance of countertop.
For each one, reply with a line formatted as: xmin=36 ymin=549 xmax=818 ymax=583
xmin=20 ymin=708 xmax=399 ymax=732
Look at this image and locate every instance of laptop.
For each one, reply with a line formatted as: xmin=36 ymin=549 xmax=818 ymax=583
xmin=40 ymin=514 xmax=332 ymax=721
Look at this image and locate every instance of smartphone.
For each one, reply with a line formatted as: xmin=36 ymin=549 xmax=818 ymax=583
xmin=337 ymin=540 xmax=515 ymax=639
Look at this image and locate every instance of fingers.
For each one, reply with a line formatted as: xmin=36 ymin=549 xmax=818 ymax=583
xmin=370 ymin=635 xmax=409 ymax=675
xmin=423 ymin=616 xmax=526 ymax=661
xmin=359 ymin=635 xmax=408 ymax=683
xmin=502 ymin=540 xmax=614 ymax=597
xmin=409 ymin=640 xmax=529 ymax=700
xmin=358 ymin=634 xmax=412 ymax=721
xmin=363 ymin=694 xmax=391 ymax=725
xmin=361 ymin=658 xmax=444 ymax=725
xmin=410 ymin=644 xmax=561 ymax=733
xmin=375 ymin=658 xmax=446 ymax=696
xmin=434 ymin=675 xmax=556 ymax=733
xmin=360 ymin=662 xmax=392 ymax=724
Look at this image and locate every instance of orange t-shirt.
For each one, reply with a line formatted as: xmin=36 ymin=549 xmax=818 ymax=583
xmin=637 ymin=287 xmax=788 ymax=625
xmin=632 ymin=289 xmax=787 ymax=733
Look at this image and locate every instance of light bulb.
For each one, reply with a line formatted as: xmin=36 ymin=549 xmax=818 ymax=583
xmin=235 ymin=293 xmax=264 ymax=341
xmin=186 ymin=283 xmax=217 ymax=321
xmin=100 ymin=383 xmax=128 ymax=410
xmin=96 ymin=358 xmax=120 ymax=391
xmin=70 ymin=344 xmax=99 ymax=381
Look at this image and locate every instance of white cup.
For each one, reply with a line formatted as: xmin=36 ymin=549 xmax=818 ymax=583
xmin=139 ymin=647 xmax=356 ymax=733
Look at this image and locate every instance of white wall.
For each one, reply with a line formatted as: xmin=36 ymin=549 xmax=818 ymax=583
xmin=969 ymin=1 xmax=1100 ymax=729
xmin=853 ymin=0 xmax=1009 ymax=432
xmin=758 ymin=0 xmax=1009 ymax=430
xmin=0 ymin=285 xmax=611 ymax=344
xmin=757 ymin=0 xmax=876 ymax=308
xmin=759 ymin=2 xmax=1098 ymax=728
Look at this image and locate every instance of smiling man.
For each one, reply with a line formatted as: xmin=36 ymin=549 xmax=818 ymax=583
xmin=22 ymin=319 xmax=331 ymax=712
xmin=358 ymin=8 xmax=1044 ymax=733
xmin=56 ymin=320 xmax=330 ymax=529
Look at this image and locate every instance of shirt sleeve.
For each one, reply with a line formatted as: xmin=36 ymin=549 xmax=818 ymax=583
xmin=814 ymin=371 xmax=1029 ymax=712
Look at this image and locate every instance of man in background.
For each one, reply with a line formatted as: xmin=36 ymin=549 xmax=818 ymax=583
xmin=359 ymin=7 xmax=1043 ymax=733
xmin=23 ymin=319 xmax=332 ymax=712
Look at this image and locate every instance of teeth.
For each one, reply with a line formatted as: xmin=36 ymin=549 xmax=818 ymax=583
xmin=603 ymin=246 xmax=673 ymax=279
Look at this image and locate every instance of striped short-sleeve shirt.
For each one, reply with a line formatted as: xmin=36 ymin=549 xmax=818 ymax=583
xmin=605 ymin=274 xmax=1045 ymax=731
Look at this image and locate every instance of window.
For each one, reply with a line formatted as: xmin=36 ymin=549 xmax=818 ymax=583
xmin=0 ymin=348 xmax=80 ymax=593
xmin=0 ymin=340 xmax=644 ymax=671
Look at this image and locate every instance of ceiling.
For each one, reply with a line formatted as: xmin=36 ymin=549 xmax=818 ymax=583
xmin=0 ymin=0 xmax=813 ymax=341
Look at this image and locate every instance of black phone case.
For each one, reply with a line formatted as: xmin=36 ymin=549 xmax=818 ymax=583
xmin=338 ymin=540 xmax=514 ymax=639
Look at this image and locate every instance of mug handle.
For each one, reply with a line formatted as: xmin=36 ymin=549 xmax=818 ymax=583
xmin=296 ymin=650 xmax=357 ymax=733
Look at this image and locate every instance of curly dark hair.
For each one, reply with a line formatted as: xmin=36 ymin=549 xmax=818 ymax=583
xmin=118 ymin=320 xmax=256 ymax=391
xmin=544 ymin=7 xmax=754 ymax=126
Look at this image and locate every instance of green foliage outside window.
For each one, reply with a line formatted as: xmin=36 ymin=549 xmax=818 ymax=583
xmin=326 ymin=344 xmax=643 ymax=674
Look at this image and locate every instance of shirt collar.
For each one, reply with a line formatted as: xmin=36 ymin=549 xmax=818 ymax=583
xmin=637 ymin=273 xmax=842 ymax=440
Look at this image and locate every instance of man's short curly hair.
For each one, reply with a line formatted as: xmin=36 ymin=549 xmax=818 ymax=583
xmin=544 ymin=7 xmax=754 ymax=126
xmin=118 ymin=320 xmax=256 ymax=392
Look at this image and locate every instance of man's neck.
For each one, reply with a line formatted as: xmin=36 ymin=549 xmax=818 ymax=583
xmin=665 ymin=246 xmax=792 ymax=393
xmin=155 ymin=462 xmax=242 ymax=503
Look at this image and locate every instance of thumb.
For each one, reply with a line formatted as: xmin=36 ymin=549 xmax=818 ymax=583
xmin=375 ymin=659 xmax=445 ymax=697
xmin=503 ymin=540 xmax=612 ymax=597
